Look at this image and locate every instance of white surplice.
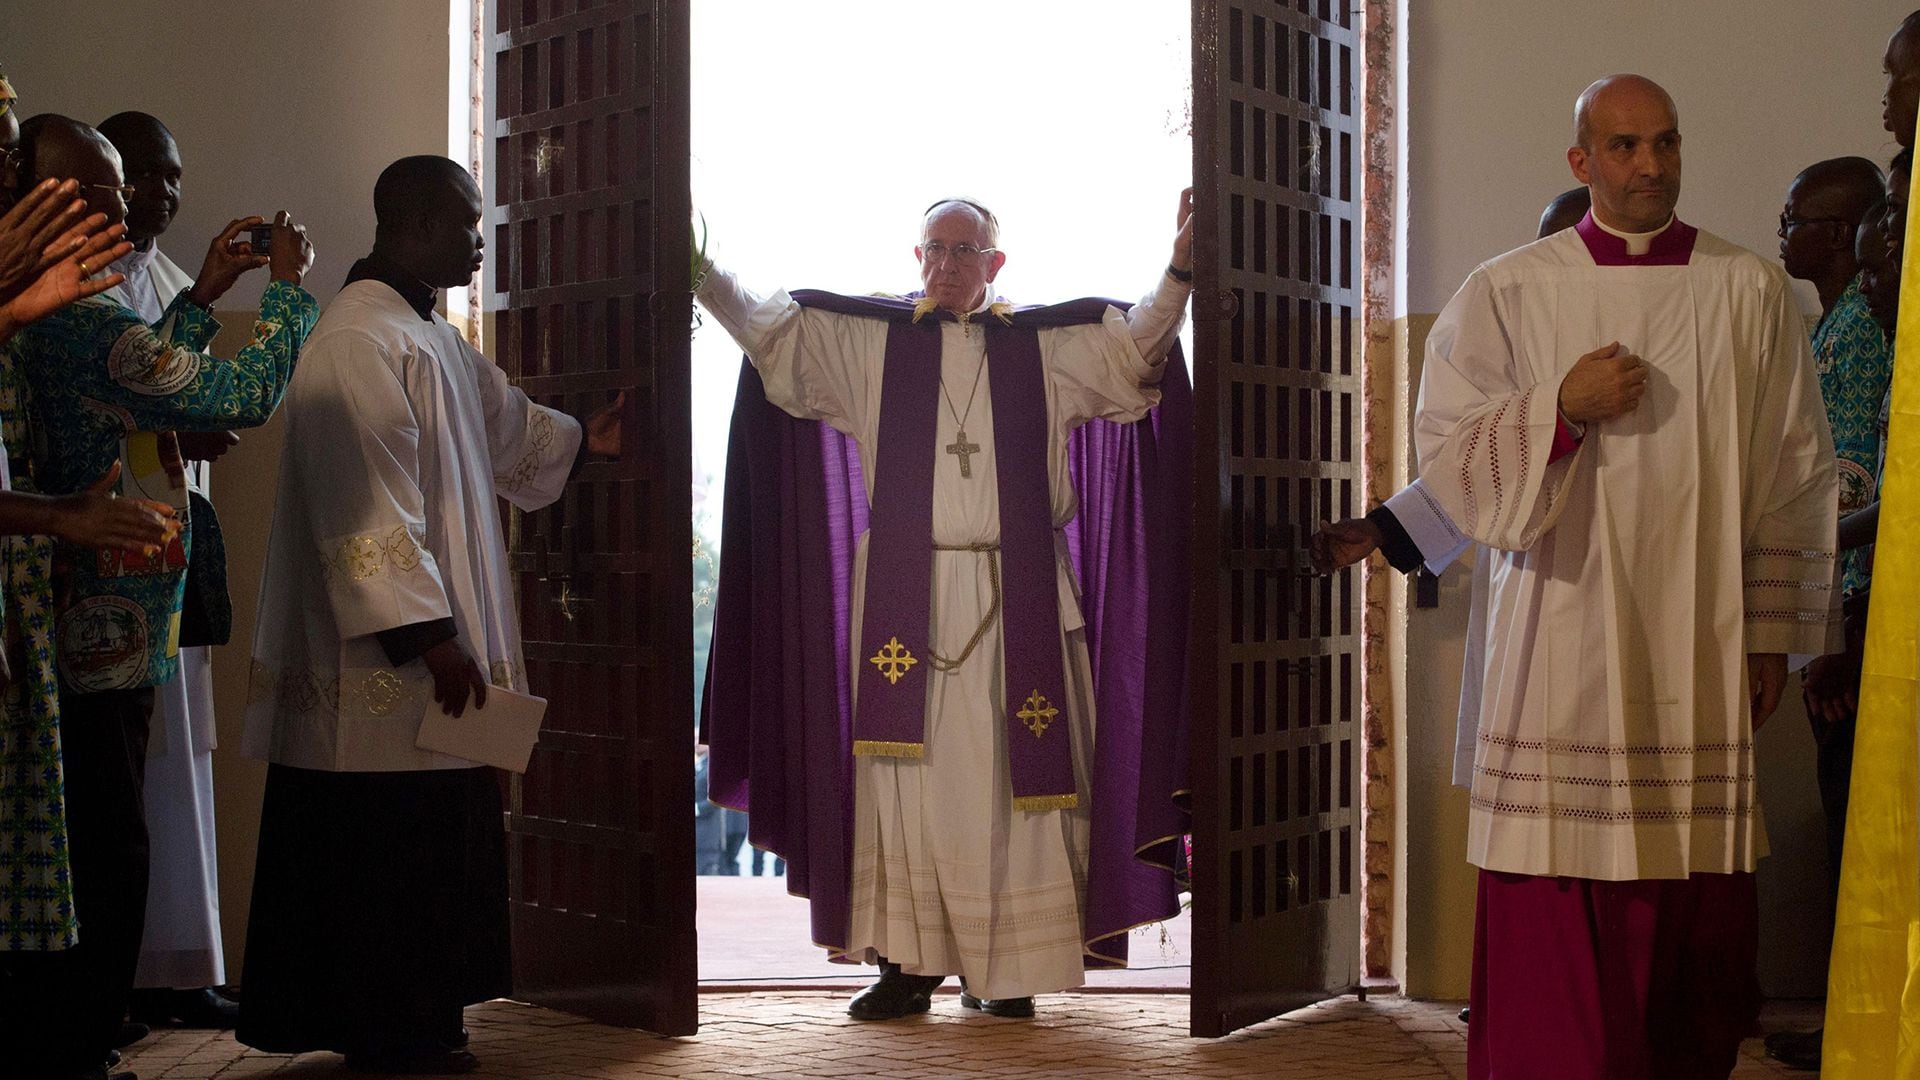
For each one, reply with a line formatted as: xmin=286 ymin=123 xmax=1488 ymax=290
xmin=1414 ymin=225 xmax=1839 ymax=882
xmin=697 ymin=268 xmax=1189 ymax=999
xmin=242 ymin=281 xmax=581 ymax=772
xmin=104 ymin=244 xmax=228 ymax=987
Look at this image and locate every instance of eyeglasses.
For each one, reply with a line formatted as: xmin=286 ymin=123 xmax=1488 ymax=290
xmin=0 ymin=97 xmax=14 ymax=120
xmin=84 ymin=183 xmax=136 ymax=202
xmin=1778 ymin=211 xmax=1847 ymax=234
xmin=920 ymin=241 xmax=998 ymax=267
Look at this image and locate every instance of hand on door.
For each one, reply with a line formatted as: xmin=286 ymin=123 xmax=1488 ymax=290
xmin=1308 ymin=517 xmax=1382 ymax=575
xmin=423 ymin=638 xmax=489 ymax=718
xmin=1172 ymin=187 xmax=1195 ymax=273
xmin=584 ymin=390 xmax=626 ymax=459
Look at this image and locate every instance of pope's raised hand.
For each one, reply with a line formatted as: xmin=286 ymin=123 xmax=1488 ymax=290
xmin=1309 ymin=517 xmax=1382 ymax=575
xmin=1172 ymin=187 xmax=1194 ymax=273
xmin=1556 ymin=342 xmax=1647 ymax=425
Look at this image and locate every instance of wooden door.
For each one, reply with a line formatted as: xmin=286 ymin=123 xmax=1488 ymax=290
xmin=491 ymin=0 xmax=697 ymax=1036
xmin=1188 ymin=0 xmax=1364 ymax=1038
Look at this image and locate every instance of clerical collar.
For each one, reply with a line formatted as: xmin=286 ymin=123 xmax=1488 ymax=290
xmin=1573 ymin=210 xmax=1697 ymax=267
xmin=110 ymin=241 xmax=160 ymax=278
xmin=344 ymin=256 xmax=438 ymax=321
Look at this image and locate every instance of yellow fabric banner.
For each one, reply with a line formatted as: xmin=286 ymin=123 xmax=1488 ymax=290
xmin=1825 ymin=154 xmax=1920 ymax=1079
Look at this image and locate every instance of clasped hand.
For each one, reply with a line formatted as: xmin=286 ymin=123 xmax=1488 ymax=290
xmin=1557 ymin=342 xmax=1647 ymax=424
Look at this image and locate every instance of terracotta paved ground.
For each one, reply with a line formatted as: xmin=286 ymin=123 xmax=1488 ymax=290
xmin=120 ymin=993 xmax=1810 ymax=1079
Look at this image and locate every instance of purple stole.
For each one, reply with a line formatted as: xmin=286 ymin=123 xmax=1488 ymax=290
xmin=793 ymin=291 xmax=1084 ymax=812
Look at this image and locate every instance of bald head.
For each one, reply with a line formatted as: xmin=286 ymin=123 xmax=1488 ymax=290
xmin=97 ymin=111 xmax=172 ymax=154
xmin=1793 ymin=157 xmax=1886 ymax=224
xmin=1537 ymin=187 xmax=1590 ymax=238
xmin=12 ymin=114 xmax=126 ymax=227
xmin=369 ymin=154 xmax=485 ymax=289
xmin=1573 ymin=74 xmax=1677 ymax=150
xmin=374 ymin=155 xmax=476 ymax=237
xmin=1567 ymin=74 xmax=1682 ymax=233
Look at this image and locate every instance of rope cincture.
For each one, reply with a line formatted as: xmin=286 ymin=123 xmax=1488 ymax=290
xmin=927 ymin=542 xmax=1000 ymax=672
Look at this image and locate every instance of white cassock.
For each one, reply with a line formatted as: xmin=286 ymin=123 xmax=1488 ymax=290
xmin=242 ymin=281 xmax=581 ymax=772
xmin=697 ymin=266 xmax=1189 ymax=999
xmin=1407 ymin=222 xmax=1838 ymax=881
xmin=106 ymin=244 xmax=227 ymax=987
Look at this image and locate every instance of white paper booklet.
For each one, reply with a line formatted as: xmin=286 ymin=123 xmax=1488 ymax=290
xmin=415 ymin=686 xmax=549 ymax=773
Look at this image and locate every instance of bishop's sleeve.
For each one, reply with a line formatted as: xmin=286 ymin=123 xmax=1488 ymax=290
xmin=1741 ymin=277 xmax=1843 ymax=655
xmin=466 ymin=337 xmax=583 ymax=513
xmin=1412 ymin=270 xmax=1580 ymax=552
xmin=299 ymin=333 xmax=454 ymax=641
xmin=694 ymin=262 xmax=879 ymax=435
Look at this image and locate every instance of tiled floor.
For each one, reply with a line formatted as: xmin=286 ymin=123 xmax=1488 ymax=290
xmin=695 ymin=877 xmax=1191 ymax=989
xmin=120 ymin=993 xmax=1811 ymax=1078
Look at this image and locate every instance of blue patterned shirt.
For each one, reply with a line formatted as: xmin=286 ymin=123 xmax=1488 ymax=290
xmin=6 ymin=282 xmax=316 ymax=692
xmin=1812 ymin=273 xmax=1892 ymax=598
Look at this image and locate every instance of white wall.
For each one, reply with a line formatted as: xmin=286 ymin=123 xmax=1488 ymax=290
xmin=5 ymin=0 xmax=455 ymax=978
xmin=1394 ymin=0 xmax=1908 ymax=998
xmin=1403 ymin=0 xmax=1901 ymax=317
xmin=5 ymin=0 xmax=453 ymax=305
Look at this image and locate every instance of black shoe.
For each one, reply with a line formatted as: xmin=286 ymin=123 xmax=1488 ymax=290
xmin=441 ymin=1027 xmax=471 ymax=1050
xmin=847 ymin=961 xmax=945 ymax=1021
xmin=130 ymin=986 xmax=242 ymax=1029
xmin=1764 ymin=1028 xmax=1821 ymax=1072
xmin=344 ymin=1048 xmax=480 ymax=1075
xmin=958 ymin=978 xmax=1035 ymax=1018
xmin=105 ymin=1050 xmax=121 ymax=1069
xmin=1458 ymin=1006 xmax=1470 ymax=1023
xmin=178 ymin=987 xmax=240 ymax=1028
xmin=113 ymin=1021 xmax=150 ymax=1049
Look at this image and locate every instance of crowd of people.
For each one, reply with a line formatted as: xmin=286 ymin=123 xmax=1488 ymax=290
xmin=0 ymin=60 xmax=623 ymax=1078
xmin=1309 ymin=13 xmax=1920 ymax=1079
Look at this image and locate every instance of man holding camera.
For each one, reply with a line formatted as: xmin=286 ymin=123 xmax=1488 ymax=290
xmin=1 ymin=112 xmax=315 ymax=1080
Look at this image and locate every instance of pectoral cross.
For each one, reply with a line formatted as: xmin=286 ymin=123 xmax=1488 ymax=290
xmin=946 ymin=428 xmax=980 ymax=479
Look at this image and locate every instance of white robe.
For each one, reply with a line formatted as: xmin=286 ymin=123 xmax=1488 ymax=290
xmin=242 ymin=281 xmax=581 ymax=772
xmin=1414 ymin=226 xmax=1839 ymax=881
xmin=696 ymin=267 xmax=1189 ymax=999
xmin=105 ymin=244 xmax=228 ymax=987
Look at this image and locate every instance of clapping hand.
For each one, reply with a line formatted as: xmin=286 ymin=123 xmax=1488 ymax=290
xmin=0 ymin=178 xmax=92 ymax=307
xmin=1 ymin=215 xmax=134 ymax=333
